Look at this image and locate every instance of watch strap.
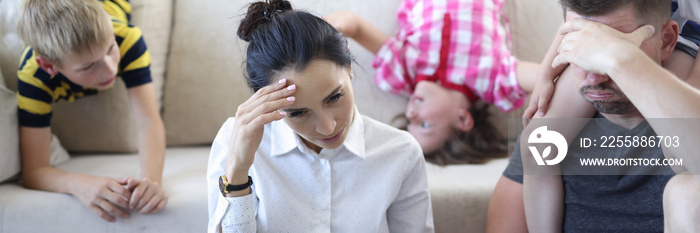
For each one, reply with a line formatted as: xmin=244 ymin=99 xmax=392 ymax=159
xmin=223 ymin=175 xmax=253 ymax=192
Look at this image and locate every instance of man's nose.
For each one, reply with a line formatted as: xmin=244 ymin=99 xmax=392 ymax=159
xmin=585 ymin=73 xmax=611 ymax=86
xmin=316 ymin=112 xmax=336 ymax=136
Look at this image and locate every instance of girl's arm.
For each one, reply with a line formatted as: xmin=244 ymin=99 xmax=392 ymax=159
xmin=325 ymin=11 xmax=389 ymax=54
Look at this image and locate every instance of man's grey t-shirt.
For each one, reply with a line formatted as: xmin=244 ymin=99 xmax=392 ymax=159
xmin=504 ymin=113 xmax=675 ymax=232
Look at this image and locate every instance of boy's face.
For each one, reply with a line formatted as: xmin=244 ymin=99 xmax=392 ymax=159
xmin=57 ymin=39 xmax=120 ymax=90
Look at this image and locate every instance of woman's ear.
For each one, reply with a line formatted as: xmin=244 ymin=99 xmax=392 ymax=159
xmin=348 ymin=65 xmax=354 ymax=80
xmin=659 ymin=20 xmax=680 ymax=61
xmin=455 ymin=108 xmax=474 ymax=132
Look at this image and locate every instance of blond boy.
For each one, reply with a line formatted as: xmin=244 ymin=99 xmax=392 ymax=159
xmin=16 ymin=0 xmax=166 ymax=222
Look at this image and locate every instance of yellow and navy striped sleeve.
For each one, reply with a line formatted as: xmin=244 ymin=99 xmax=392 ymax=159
xmin=101 ymin=0 xmax=152 ymax=88
xmin=16 ymin=48 xmax=55 ymax=127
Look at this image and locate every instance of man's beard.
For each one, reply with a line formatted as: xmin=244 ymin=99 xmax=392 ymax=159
xmin=579 ymin=83 xmax=638 ymax=115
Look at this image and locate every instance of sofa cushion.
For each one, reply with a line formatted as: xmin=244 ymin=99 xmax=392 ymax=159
xmin=0 ymin=0 xmax=172 ymax=153
xmin=163 ymin=0 xmax=407 ymax=146
xmin=0 ymin=0 xmax=23 ymax=90
xmin=51 ymin=78 xmax=138 ymax=153
xmin=130 ymin=0 xmax=173 ymax=109
xmin=0 ymin=148 xmax=210 ymax=232
xmin=0 ymin=74 xmax=69 ymax=183
xmin=426 ymin=159 xmax=508 ymax=233
xmin=163 ymin=0 xmax=252 ymax=146
xmin=0 ymin=70 xmax=19 ymax=183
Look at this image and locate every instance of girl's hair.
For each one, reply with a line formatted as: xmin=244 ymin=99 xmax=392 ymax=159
xmin=237 ymin=0 xmax=354 ymax=92
xmin=410 ymin=101 xmax=508 ymax=165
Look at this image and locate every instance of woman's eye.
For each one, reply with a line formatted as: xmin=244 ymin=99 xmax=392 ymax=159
xmin=421 ymin=122 xmax=430 ymax=128
xmin=328 ymin=92 xmax=344 ymax=104
xmin=289 ymin=111 xmax=306 ymax=118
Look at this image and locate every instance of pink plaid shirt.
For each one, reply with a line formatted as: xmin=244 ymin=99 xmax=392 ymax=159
xmin=373 ymin=0 xmax=525 ymax=112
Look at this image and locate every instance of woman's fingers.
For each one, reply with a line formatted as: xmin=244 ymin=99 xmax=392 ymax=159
xmin=238 ymin=79 xmax=291 ymax=112
xmin=238 ymin=90 xmax=296 ymax=126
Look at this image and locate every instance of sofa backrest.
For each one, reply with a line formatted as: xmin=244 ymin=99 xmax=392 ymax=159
xmin=0 ymin=0 xmax=564 ymax=151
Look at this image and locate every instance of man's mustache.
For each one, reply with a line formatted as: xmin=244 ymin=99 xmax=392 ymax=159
xmin=579 ymin=83 xmax=624 ymax=98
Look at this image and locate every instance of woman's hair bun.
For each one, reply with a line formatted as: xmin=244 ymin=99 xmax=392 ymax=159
xmin=238 ymin=0 xmax=293 ymax=42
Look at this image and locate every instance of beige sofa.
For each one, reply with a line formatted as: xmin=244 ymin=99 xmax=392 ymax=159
xmin=0 ymin=0 xmax=563 ymax=232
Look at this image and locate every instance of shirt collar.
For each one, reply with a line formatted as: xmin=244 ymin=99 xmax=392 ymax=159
xmin=270 ymin=106 xmax=365 ymax=159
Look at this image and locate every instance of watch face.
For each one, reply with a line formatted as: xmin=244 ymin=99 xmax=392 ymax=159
xmin=219 ymin=176 xmax=226 ymax=194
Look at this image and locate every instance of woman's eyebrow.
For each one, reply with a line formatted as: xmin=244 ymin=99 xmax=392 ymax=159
xmin=280 ymin=84 xmax=343 ymax=112
xmin=322 ymin=85 xmax=343 ymax=102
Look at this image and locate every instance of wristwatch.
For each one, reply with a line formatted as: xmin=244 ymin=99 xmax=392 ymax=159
xmin=219 ymin=175 xmax=253 ymax=194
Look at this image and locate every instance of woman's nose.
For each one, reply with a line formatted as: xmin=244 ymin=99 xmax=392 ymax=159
xmin=316 ymin=113 xmax=336 ymax=136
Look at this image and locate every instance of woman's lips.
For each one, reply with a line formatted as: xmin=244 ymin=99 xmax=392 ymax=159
xmin=320 ymin=128 xmax=344 ymax=144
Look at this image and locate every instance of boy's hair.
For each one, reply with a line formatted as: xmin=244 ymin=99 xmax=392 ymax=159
xmin=17 ymin=0 xmax=113 ymax=65
xmin=560 ymin=0 xmax=672 ymax=33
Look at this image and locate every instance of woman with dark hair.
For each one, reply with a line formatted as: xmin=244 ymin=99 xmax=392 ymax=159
xmin=206 ymin=1 xmax=434 ymax=232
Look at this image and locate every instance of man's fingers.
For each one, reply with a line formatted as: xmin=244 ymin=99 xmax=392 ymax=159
xmin=558 ymin=18 xmax=587 ymax=35
xmin=630 ymin=25 xmax=655 ymax=45
xmin=551 ymin=53 xmax=571 ymax=70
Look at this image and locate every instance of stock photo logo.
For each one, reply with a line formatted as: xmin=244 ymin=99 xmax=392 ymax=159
xmin=528 ymin=126 xmax=568 ymax=166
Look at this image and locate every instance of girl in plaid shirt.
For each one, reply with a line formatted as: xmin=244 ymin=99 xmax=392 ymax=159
xmin=326 ymin=0 xmax=540 ymax=165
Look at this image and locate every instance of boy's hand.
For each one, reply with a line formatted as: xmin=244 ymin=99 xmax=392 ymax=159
xmin=71 ymin=174 xmax=132 ymax=222
xmin=125 ymin=177 xmax=168 ymax=214
xmin=324 ymin=11 xmax=359 ymax=37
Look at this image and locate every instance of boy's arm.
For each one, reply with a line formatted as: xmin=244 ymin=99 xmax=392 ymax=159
xmin=325 ymin=11 xmax=389 ymax=54
xmin=20 ymin=126 xmax=131 ymax=222
xmin=126 ymin=82 xmax=167 ymax=213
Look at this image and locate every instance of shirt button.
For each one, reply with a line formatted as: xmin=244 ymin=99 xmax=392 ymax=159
xmin=320 ymin=159 xmax=328 ymax=165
